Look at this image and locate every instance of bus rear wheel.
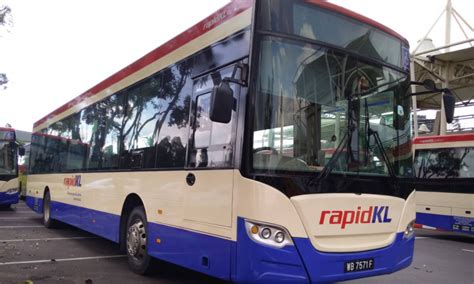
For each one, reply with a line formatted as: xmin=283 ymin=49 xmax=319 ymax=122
xmin=43 ymin=191 xmax=57 ymax=228
xmin=126 ymin=206 xmax=154 ymax=275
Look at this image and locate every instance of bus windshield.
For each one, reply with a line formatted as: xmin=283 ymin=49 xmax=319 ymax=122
xmin=252 ymin=2 xmax=411 ymax=177
xmin=0 ymin=130 xmax=17 ymax=176
xmin=415 ymin=147 xmax=474 ymax=179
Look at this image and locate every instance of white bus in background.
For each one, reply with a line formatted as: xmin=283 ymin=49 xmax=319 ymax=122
xmin=413 ymin=134 xmax=474 ymax=234
xmin=26 ymin=0 xmax=424 ymax=282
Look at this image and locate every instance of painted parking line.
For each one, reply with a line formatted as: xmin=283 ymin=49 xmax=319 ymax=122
xmin=0 ymin=255 xmax=126 ymax=266
xmin=0 ymin=225 xmax=44 ymax=229
xmin=415 ymin=236 xmax=429 ymax=240
xmin=0 ymin=217 xmax=41 ymax=220
xmin=461 ymin=249 xmax=474 ymax=253
xmin=0 ymin=211 xmax=38 ymax=214
xmin=0 ymin=237 xmax=97 ymax=243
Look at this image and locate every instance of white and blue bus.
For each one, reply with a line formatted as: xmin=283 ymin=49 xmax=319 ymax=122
xmin=26 ymin=1 xmax=419 ymax=282
xmin=0 ymin=127 xmax=20 ymax=208
xmin=414 ymin=134 xmax=474 ymax=234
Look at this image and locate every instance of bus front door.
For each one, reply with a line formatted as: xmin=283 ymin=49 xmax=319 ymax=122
xmin=183 ymin=63 xmax=242 ymax=229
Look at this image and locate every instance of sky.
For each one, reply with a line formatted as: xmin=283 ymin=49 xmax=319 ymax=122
xmin=0 ymin=0 xmax=473 ymax=132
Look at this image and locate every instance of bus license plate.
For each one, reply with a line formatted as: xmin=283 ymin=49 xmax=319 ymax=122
xmin=344 ymin=258 xmax=374 ymax=273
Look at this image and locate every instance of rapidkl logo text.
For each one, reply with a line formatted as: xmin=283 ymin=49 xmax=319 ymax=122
xmin=319 ymin=206 xmax=392 ymax=229
xmin=64 ymin=175 xmax=82 ymax=188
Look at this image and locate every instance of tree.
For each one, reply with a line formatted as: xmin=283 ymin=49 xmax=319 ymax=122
xmin=0 ymin=5 xmax=12 ymax=90
xmin=0 ymin=73 xmax=7 ymax=90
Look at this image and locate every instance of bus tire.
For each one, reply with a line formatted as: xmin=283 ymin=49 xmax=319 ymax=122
xmin=126 ymin=206 xmax=155 ymax=275
xmin=43 ymin=191 xmax=57 ymax=228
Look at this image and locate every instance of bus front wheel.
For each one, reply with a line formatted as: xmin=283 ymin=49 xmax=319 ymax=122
xmin=126 ymin=206 xmax=154 ymax=274
xmin=43 ymin=191 xmax=57 ymax=228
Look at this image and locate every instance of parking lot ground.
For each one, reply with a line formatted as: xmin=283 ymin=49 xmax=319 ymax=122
xmin=1 ymin=201 xmax=473 ymax=284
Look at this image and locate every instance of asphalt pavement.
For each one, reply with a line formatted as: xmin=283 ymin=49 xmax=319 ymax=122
xmin=0 ymin=201 xmax=472 ymax=284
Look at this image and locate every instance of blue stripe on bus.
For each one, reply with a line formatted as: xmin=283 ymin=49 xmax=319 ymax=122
xmin=416 ymin=212 xmax=474 ymax=234
xmin=25 ymin=196 xmax=120 ymax=242
xmin=25 ymin=195 xmax=43 ymax=213
xmin=147 ymin=222 xmax=232 ymax=281
xmin=0 ymin=191 xmax=19 ymax=205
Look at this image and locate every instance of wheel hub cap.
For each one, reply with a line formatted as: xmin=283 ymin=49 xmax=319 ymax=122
xmin=126 ymin=220 xmax=146 ymax=260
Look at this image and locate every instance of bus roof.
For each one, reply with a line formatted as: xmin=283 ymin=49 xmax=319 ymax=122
xmin=34 ymin=0 xmax=409 ymax=130
xmin=413 ymin=133 xmax=474 ymax=145
xmin=307 ymin=1 xmax=409 ymax=45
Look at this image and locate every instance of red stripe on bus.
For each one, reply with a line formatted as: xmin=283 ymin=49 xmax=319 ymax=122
xmin=305 ymin=0 xmax=408 ymax=45
xmin=33 ymin=0 xmax=253 ymax=129
xmin=413 ymin=134 xmax=474 ymax=145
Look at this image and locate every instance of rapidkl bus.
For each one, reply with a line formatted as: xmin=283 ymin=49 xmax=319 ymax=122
xmin=414 ymin=134 xmax=474 ymax=234
xmin=26 ymin=1 xmax=418 ymax=282
xmin=0 ymin=127 xmax=20 ymax=208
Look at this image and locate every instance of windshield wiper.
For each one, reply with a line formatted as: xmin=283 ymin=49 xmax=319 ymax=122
xmin=367 ymin=128 xmax=397 ymax=179
xmin=309 ymin=97 xmax=356 ymax=186
xmin=363 ymin=99 xmax=397 ymax=181
xmin=315 ymin=130 xmax=349 ymax=182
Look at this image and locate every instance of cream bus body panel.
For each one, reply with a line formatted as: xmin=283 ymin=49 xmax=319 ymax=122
xmin=27 ymin=170 xmax=235 ymax=240
xmin=417 ymin=191 xmax=473 ymax=217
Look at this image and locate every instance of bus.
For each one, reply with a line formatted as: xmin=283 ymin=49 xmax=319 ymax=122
xmin=0 ymin=127 xmax=21 ymax=208
xmin=26 ymin=0 xmax=419 ymax=282
xmin=413 ymin=134 xmax=474 ymax=234
xmin=18 ymin=143 xmax=30 ymax=199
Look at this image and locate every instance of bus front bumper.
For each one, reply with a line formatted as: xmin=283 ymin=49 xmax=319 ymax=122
xmin=234 ymin=218 xmax=414 ymax=283
xmin=0 ymin=191 xmax=19 ymax=205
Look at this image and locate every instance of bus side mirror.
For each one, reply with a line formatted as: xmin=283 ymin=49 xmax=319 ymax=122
xmin=442 ymin=90 xmax=455 ymax=124
xmin=18 ymin=146 xmax=25 ymax=156
xmin=210 ymin=81 xmax=233 ymax=123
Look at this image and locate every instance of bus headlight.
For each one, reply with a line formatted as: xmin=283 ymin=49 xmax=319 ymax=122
xmin=245 ymin=220 xmax=293 ymax=248
xmin=274 ymin=231 xmax=285 ymax=243
xmin=6 ymin=188 xmax=19 ymax=194
xmin=403 ymin=220 xmax=415 ymax=239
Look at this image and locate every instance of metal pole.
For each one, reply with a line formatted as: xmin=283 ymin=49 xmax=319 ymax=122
xmin=440 ymin=61 xmax=450 ymax=135
xmin=410 ymin=60 xmax=419 ymax=137
xmin=445 ymin=0 xmax=452 ymax=52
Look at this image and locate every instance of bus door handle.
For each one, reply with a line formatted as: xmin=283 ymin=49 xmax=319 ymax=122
xmin=186 ymin=173 xmax=196 ymax=186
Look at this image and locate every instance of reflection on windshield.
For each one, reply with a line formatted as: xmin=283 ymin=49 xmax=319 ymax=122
xmin=252 ymin=37 xmax=411 ymax=177
xmin=415 ymin=147 xmax=474 ymax=179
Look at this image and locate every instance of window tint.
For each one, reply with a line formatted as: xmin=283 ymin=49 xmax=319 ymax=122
xmin=30 ymin=58 xmax=195 ymax=173
xmin=82 ymin=95 xmax=125 ymax=170
xmin=122 ymin=75 xmax=161 ymax=169
xmin=155 ymin=60 xmax=193 ymax=168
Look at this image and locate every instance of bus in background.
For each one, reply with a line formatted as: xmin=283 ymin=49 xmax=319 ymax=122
xmin=27 ymin=1 xmax=419 ymax=282
xmin=0 ymin=127 xmax=21 ymax=208
xmin=414 ymin=134 xmax=474 ymax=234
xmin=18 ymin=143 xmax=30 ymax=199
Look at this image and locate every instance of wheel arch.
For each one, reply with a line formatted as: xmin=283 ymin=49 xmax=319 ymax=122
xmin=119 ymin=193 xmax=145 ymax=251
